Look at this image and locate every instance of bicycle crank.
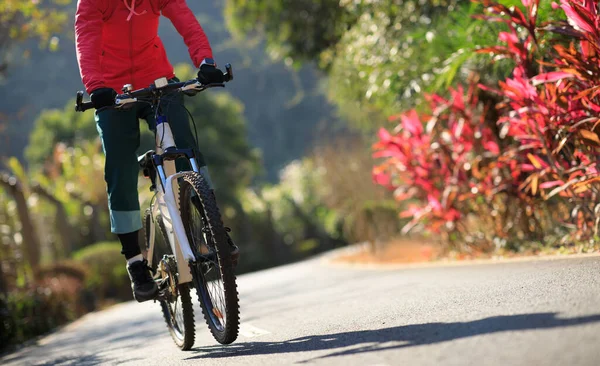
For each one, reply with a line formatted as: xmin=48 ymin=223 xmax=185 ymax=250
xmin=155 ymin=254 xmax=178 ymax=302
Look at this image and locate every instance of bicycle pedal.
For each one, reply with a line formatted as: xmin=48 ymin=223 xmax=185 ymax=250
xmin=155 ymin=289 xmax=171 ymax=302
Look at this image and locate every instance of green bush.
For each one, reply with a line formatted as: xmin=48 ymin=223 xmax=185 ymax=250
xmin=0 ymin=260 xmax=97 ymax=352
xmin=0 ymin=262 xmax=94 ymax=350
xmin=0 ymin=285 xmax=78 ymax=352
xmin=72 ymin=241 xmax=131 ymax=303
xmin=36 ymin=260 xmax=96 ymax=314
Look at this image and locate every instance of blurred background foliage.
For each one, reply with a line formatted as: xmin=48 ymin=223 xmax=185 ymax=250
xmin=1 ymin=0 xmax=589 ymax=352
xmin=0 ymin=0 xmax=70 ymax=73
xmin=225 ymin=0 xmax=563 ymax=131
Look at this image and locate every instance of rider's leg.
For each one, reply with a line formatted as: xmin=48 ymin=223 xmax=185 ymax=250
xmin=96 ymin=106 xmax=158 ymax=302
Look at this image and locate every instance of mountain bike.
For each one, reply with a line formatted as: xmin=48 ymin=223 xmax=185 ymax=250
xmin=74 ymin=64 xmax=239 ymax=350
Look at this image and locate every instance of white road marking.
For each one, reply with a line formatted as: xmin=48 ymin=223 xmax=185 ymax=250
xmin=238 ymin=323 xmax=271 ymax=338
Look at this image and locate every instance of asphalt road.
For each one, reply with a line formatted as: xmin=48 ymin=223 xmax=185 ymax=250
xmin=3 ymin=252 xmax=600 ymax=366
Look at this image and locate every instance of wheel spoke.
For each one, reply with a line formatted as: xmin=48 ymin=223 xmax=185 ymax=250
xmin=185 ymin=187 xmax=228 ymax=331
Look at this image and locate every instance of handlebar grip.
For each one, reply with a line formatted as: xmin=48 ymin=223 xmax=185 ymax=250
xmin=76 ymin=91 xmax=83 ymax=108
xmin=80 ymin=101 xmax=95 ymax=111
xmin=75 ymin=91 xmax=95 ymax=112
xmin=224 ymin=63 xmax=233 ymax=82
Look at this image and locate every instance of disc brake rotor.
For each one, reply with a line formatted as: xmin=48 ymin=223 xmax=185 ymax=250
xmin=158 ymin=255 xmax=178 ymax=300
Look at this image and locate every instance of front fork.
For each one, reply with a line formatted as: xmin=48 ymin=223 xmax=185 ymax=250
xmin=151 ymin=117 xmax=203 ymax=285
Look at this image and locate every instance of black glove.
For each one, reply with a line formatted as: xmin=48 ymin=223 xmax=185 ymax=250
xmin=90 ymin=88 xmax=117 ymax=109
xmin=197 ymin=64 xmax=225 ymax=84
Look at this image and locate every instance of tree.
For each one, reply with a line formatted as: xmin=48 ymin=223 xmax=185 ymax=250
xmin=0 ymin=159 xmax=41 ymax=279
xmin=30 ymin=182 xmax=75 ymax=257
xmin=0 ymin=0 xmax=70 ymax=75
xmin=26 ymin=104 xmax=96 ymax=169
xmin=224 ymin=0 xmax=350 ymax=68
xmin=0 ymin=186 xmax=21 ymax=291
xmin=42 ymin=141 xmax=111 ymax=247
xmin=225 ymin=0 xmax=560 ymax=131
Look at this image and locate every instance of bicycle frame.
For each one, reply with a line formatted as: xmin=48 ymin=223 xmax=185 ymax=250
xmin=145 ymin=88 xmax=206 ymax=285
xmin=147 ymin=152 xmax=196 ymax=284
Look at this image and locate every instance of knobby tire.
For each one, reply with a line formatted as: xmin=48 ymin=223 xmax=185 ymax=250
xmin=179 ymin=172 xmax=240 ymax=345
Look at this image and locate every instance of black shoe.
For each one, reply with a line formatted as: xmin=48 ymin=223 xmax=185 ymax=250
xmin=127 ymin=259 xmax=158 ymax=302
xmin=225 ymin=227 xmax=240 ymax=267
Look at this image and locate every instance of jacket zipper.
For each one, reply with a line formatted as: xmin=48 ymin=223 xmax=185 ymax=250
xmin=129 ymin=13 xmax=134 ymax=89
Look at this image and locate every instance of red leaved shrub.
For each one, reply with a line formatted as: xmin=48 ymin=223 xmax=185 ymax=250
xmin=374 ymin=0 xmax=600 ymax=248
xmin=373 ymin=85 xmax=500 ymax=243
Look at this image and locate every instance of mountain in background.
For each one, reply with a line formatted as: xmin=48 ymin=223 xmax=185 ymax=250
xmin=0 ymin=0 xmax=342 ymax=181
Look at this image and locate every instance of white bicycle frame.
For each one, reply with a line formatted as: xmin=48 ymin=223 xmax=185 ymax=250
xmin=142 ymin=77 xmax=209 ymax=285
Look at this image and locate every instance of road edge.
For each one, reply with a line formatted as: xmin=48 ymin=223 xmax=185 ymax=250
xmin=320 ymin=242 xmax=600 ymax=271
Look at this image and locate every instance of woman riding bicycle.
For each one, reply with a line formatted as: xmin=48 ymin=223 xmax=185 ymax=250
xmin=75 ymin=0 xmax=239 ymax=302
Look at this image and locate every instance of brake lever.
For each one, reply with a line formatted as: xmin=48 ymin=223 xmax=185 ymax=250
xmin=115 ymin=95 xmax=137 ymax=109
xmin=224 ymin=63 xmax=233 ymax=81
xmin=180 ymin=81 xmax=225 ymax=94
xmin=180 ymin=81 xmax=203 ymax=93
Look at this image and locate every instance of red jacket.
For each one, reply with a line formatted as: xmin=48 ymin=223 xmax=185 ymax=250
xmin=75 ymin=0 xmax=213 ymax=94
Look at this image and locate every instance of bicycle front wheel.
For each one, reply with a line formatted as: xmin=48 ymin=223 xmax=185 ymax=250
xmin=179 ymin=172 xmax=239 ymax=344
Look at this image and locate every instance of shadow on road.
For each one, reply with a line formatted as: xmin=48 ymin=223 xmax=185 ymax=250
xmin=187 ymin=312 xmax=600 ymax=362
xmin=0 ymin=317 xmax=160 ymax=366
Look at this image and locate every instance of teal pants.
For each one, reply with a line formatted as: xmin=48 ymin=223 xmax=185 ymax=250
xmin=95 ymin=85 xmax=211 ymax=234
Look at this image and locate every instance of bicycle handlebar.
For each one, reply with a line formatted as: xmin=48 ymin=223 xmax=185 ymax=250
xmin=75 ymin=63 xmax=234 ymax=112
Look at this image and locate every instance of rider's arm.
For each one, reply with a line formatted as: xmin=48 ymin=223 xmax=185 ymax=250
xmin=74 ymin=0 xmax=106 ymax=94
xmin=161 ymin=0 xmax=213 ymax=68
